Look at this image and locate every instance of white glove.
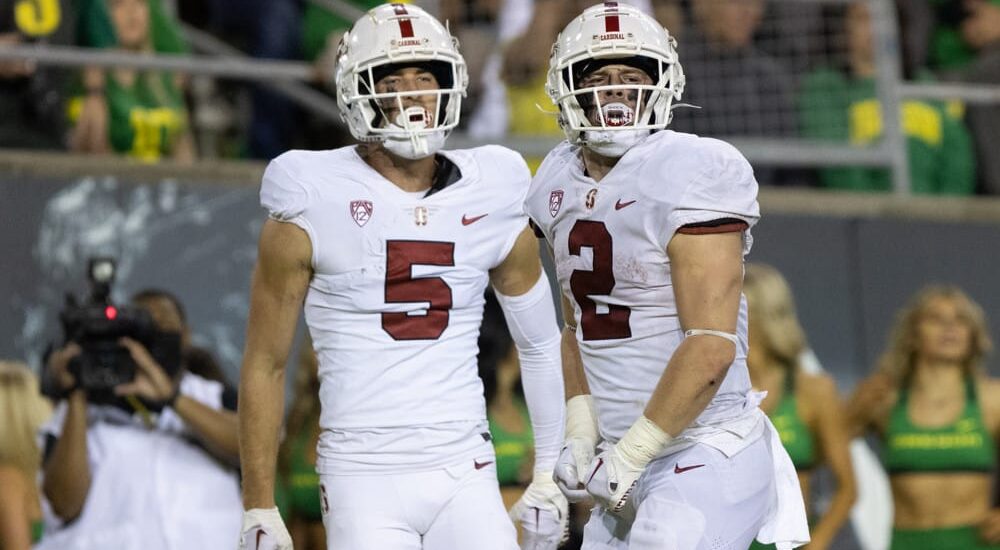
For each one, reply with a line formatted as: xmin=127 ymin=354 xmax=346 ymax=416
xmin=553 ymin=395 xmax=599 ymax=502
xmin=239 ymin=507 xmax=293 ymax=550
xmin=584 ymin=416 xmax=671 ymax=515
xmin=583 ymin=445 xmax=645 ymax=514
xmin=553 ymin=437 xmax=595 ymax=502
xmin=509 ymin=474 xmax=569 ymax=550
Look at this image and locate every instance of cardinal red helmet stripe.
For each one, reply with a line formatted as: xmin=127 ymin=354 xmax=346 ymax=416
xmin=392 ymin=4 xmax=415 ymax=38
xmin=604 ymin=2 xmax=620 ymax=33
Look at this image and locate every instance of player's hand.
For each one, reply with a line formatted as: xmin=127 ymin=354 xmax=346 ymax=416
xmin=553 ymin=436 xmax=595 ymax=502
xmin=509 ymin=474 xmax=569 ymax=550
xmin=115 ymin=337 xmax=176 ymax=402
xmin=239 ymin=508 xmax=293 ymax=550
xmin=584 ymin=445 xmax=645 ymax=515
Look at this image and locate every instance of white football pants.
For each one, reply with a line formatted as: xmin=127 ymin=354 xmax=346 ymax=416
xmin=582 ymin=433 xmax=775 ymax=550
xmin=319 ymin=453 xmax=518 ymax=550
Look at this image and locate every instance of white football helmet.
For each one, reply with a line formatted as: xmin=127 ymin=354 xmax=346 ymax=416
xmin=546 ymin=2 xmax=685 ymax=155
xmin=335 ymin=4 xmax=468 ymax=158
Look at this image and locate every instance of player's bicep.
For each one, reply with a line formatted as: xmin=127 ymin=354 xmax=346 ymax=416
xmin=490 ymin=226 xmax=543 ymax=297
xmin=245 ymin=219 xmax=313 ymax=368
xmin=666 ymin=231 xmax=744 ymax=333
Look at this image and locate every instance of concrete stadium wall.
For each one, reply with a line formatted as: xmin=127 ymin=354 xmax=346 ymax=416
xmin=2 ymin=152 xmax=999 ymax=392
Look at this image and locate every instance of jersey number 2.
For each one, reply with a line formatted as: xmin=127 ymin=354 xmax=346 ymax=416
xmin=382 ymin=240 xmax=454 ymax=340
xmin=568 ymin=221 xmax=631 ymax=341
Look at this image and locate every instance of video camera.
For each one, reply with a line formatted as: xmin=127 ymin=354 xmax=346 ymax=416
xmin=57 ymin=258 xmax=182 ymax=403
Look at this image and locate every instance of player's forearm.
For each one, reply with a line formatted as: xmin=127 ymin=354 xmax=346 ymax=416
xmin=642 ymin=337 xmax=735 ymax=437
xmin=174 ymin=395 xmax=241 ymax=465
xmin=496 ymin=276 xmax=566 ymax=473
xmin=238 ymin=358 xmax=287 ymax=510
xmin=43 ymin=391 xmax=91 ymax=521
xmin=561 ymin=326 xmax=589 ymax=400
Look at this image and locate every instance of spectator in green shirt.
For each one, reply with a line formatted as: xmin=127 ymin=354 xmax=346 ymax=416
xmin=799 ymin=2 xmax=976 ymax=194
xmin=925 ymin=0 xmax=1000 ymax=194
xmin=70 ymin=0 xmax=195 ymax=163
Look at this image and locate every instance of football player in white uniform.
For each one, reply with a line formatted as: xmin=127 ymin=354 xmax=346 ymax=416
xmin=526 ymin=3 xmax=810 ymax=549
xmin=237 ymin=5 xmax=567 ymax=550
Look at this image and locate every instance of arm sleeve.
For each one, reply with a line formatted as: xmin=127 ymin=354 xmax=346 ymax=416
xmin=495 ymin=275 xmax=565 ymax=473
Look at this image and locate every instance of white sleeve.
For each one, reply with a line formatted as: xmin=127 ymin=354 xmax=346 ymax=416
xmin=661 ymin=139 xmax=760 ymax=251
xmin=494 ymin=275 xmax=565 ymax=473
xmin=259 ymin=155 xmax=319 ymax=265
xmin=260 ymin=156 xmax=308 ymax=221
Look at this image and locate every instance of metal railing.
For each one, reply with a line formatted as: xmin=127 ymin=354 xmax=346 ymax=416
xmin=1 ymin=0 xmax=999 ymax=194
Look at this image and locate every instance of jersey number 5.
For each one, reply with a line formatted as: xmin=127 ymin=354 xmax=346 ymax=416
xmin=568 ymin=221 xmax=631 ymax=341
xmin=382 ymin=240 xmax=454 ymax=340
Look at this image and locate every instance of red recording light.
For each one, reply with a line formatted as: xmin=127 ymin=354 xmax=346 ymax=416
xmin=105 ymin=306 xmax=118 ymax=320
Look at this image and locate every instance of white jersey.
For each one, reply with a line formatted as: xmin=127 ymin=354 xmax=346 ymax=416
xmin=261 ymin=145 xmax=531 ymax=473
xmin=525 ymin=130 xmax=760 ymax=446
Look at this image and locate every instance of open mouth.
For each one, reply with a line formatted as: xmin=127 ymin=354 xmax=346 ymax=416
xmin=602 ymin=102 xmax=635 ymax=127
xmin=393 ymin=105 xmax=434 ymax=130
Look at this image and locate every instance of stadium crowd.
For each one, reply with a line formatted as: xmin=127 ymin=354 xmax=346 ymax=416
xmin=1 ymin=0 xmax=999 ymax=192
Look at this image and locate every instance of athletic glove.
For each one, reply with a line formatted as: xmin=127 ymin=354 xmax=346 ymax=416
xmin=510 ymin=474 xmax=569 ymax=549
xmin=239 ymin=507 xmax=293 ymax=550
xmin=584 ymin=416 xmax=671 ymax=514
xmin=553 ymin=395 xmax=600 ymax=502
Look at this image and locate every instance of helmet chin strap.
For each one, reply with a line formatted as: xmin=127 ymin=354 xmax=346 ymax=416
xmin=381 ymin=106 xmax=447 ymax=159
xmin=584 ymin=129 xmax=650 ymax=157
xmin=383 ymin=131 xmax=446 ymax=159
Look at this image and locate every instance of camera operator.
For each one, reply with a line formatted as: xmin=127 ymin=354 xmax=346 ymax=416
xmin=37 ymin=289 xmax=241 ymax=550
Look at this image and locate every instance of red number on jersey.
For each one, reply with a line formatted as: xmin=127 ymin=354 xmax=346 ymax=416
xmin=382 ymin=240 xmax=455 ymax=340
xmin=567 ymin=220 xmax=632 ymax=341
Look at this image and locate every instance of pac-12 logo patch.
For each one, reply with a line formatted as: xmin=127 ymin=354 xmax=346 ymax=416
xmin=549 ymin=190 xmax=564 ymax=218
xmin=350 ymin=200 xmax=373 ymax=227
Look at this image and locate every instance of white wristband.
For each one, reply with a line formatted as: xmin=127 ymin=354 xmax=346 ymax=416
xmin=616 ymin=415 xmax=672 ymax=469
xmin=684 ymin=329 xmax=739 ymax=346
xmin=565 ymin=394 xmax=599 ymax=444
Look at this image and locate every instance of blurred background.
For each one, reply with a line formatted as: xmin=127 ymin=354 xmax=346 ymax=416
xmin=2 ymin=1 xmax=1000 ymax=549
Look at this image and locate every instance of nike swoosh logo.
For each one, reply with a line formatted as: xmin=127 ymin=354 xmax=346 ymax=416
xmin=674 ymin=463 xmax=705 ymax=474
xmin=615 ymin=199 xmax=636 ymax=210
xmin=474 ymin=459 xmax=494 ymax=470
xmin=585 ymin=458 xmax=604 ymax=486
xmin=462 ymin=213 xmax=488 ymax=225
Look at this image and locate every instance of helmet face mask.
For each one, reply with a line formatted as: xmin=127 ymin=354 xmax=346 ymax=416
xmin=547 ymin=3 xmax=686 ymax=154
xmin=335 ymin=5 xmax=469 ymax=158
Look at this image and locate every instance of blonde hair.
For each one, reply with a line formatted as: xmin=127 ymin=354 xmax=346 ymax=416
xmin=743 ymin=264 xmax=807 ymax=370
xmin=878 ymin=286 xmax=993 ymax=386
xmin=0 ymin=361 xmax=53 ymax=474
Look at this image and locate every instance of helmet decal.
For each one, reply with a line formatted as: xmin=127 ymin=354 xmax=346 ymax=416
xmin=603 ymin=2 xmax=620 ymax=33
xmin=391 ymin=4 xmax=415 ymax=38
